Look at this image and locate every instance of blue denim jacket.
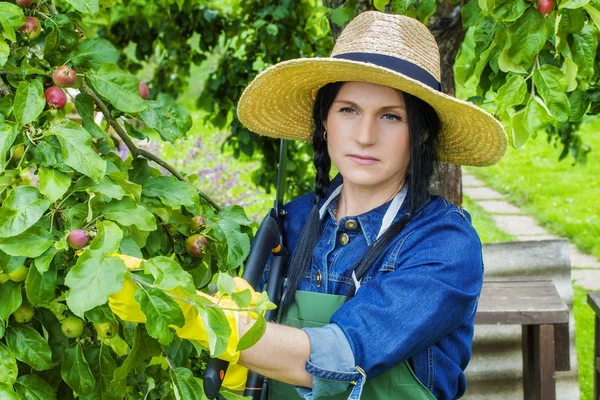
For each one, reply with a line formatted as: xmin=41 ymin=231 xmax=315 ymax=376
xmin=260 ymin=176 xmax=483 ymax=400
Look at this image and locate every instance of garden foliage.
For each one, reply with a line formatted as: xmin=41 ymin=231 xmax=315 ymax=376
xmin=0 ymin=0 xmax=274 ymax=398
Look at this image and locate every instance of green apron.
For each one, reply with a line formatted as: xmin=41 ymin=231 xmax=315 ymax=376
xmin=267 ymin=290 xmax=436 ymax=400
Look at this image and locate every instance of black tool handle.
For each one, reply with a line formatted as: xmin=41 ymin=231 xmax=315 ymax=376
xmin=203 ymin=359 xmax=229 ymax=398
xmin=204 ymin=212 xmax=280 ymax=399
xmin=243 ymin=248 xmax=288 ymax=398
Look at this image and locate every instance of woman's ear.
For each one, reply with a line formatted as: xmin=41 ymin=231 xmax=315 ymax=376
xmin=322 ymin=120 xmax=328 ymax=132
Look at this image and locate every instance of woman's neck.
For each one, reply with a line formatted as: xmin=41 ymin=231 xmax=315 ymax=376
xmin=335 ymin=178 xmax=406 ymax=220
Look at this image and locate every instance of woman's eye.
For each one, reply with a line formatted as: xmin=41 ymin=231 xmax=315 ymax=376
xmin=339 ymin=107 xmax=356 ymax=114
xmin=383 ymin=113 xmax=402 ymax=121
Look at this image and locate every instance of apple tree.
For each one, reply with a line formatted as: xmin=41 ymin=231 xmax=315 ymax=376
xmin=0 ymin=1 xmax=274 ymax=399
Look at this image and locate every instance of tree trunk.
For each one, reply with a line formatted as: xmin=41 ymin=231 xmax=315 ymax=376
xmin=427 ymin=1 xmax=465 ymax=207
xmin=323 ymin=0 xmax=465 ymax=206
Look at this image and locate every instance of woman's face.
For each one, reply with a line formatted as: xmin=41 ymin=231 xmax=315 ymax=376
xmin=325 ymin=82 xmax=410 ymax=194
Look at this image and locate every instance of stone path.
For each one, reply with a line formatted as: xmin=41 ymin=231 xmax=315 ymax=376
xmin=462 ymin=171 xmax=600 ymax=290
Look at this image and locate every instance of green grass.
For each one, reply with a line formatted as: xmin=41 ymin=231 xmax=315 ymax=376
xmin=466 ymin=117 xmax=600 ymax=261
xmin=573 ymin=285 xmax=598 ymax=400
xmin=462 ymin=195 xmax=516 ymax=243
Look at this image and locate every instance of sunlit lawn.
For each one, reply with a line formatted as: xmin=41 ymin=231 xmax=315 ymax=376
xmin=466 ymin=117 xmax=600 ymax=260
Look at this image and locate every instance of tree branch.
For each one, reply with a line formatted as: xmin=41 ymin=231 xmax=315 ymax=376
xmin=80 ymin=80 xmax=221 ymax=211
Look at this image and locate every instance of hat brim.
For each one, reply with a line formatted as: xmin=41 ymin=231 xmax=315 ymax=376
xmin=237 ymin=58 xmax=507 ymax=167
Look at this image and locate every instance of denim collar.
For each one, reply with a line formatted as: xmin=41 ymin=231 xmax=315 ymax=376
xmin=319 ymin=175 xmax=409 ymax=246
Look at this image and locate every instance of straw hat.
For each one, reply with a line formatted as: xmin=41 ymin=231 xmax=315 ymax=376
xmin=237 ymin=11 xmax=507 ymax=166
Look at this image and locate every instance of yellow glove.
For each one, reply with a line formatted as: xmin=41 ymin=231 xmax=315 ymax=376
xmin=107 ymin=253 xmax=261 ymax=368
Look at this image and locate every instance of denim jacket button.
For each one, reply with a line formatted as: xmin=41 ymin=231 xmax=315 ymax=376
xmin=345 ymin=219 xmax=358 ymax=230
xmin=338 ymin=233 xmax=349 ymax=246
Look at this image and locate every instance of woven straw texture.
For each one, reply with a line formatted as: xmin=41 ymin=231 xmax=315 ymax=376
xmin=237 ymin=11 xmax=507 ymax=167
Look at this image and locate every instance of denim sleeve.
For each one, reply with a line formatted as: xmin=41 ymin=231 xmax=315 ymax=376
xmin=294 ymin=323 xmax=363 ymax=399
xmin=330 ymin=210 xmax=484 ymax=379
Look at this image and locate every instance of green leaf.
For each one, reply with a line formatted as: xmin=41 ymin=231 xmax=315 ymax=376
xmin=142 ymin=176 xmax=199 ymax=208
xmin=0 ymin=41 xmax=9 ymax=68
xmin=14 ymin=374 xmax=56 ymax=400
xmin=25 ymin=262 xmax=57 ymax=307
xmin=561 ymin=57 xmax=578 ymax=92
xmin=500 ymin=8 xmax=547 ymax=72
xmin=231 ymin=289 xmax=252 ymax=308
xmin=216 ymin=273 xmax=236 ymax=296
xmin=560 ymin=0 xmax=589 ymax=8
xmin=75 ymin=176 xmax=126 ymax=200
xmin=85 ymin=304 xmax=115 ymax=324
xmin=65 ymin=221 xmax=127 ymax=316
xmin=584 ymin=4 xmax=600 ymax=31
xmin=218 ymin=205 xmax=252 ymax=226
xmin=110 ymin=325 xmax=160 ymax=396
xmin=237 ymin=315 xmax=266 ymax=351
xmin=525 ymin=96 xmax=553 ymax=135
xmin=0 ymin=225 xmax=53 ymax=258
xmin=192 ymin=299 xmax=231 ymax=357
xmin=74 ymin=93 xmax=112 ymax=143
xmin=218 ymin=219 xmax=251 ymax=271
xmin=509 ymin=109 xmax=528 ymax=149
xmin=416 ymin=0 xmax=436 ymax=22
xmin=143 ymin=256 xmax=195 ymax=292
xmin=5 ymin=325 xmax=53 ymax=371
xmin=134 ymin=286 xmax=185 ymax=345
xmin=0 ymin=186 xmax=50 ymax=238
xmin=373 ymin=0 xmax=391 ymax=11
xmin=139 ymin=94 xmax=191 ymax=143
xmin=170 ymin=367 xmax=204 ymax=400
xmin=140 ymin=104 xmax=185 ymax=143
xmin=34 ymin=246 xmax=57 ymax=274
xmin=0 ymin=122 xmax=18 ymax=174
xmin=63 ymin=0 xmax=99 ymax=14
xmin=0 ymin=3 xmax=24 ymax=43
xmin=534 ymin=65 xmax=570 ymax=122
xmin=14 ymin=80 xmax=46 ymax=128
xmin=61 ymin=342 xmax=96 ymax=395
xmin=495 ymin=75 xmax=527 ymax=112
xmin=108 ymin=172 xmax=142 ymax=200
xmin=571 ymin=24 xmax=597 ymax=80
xmin=81 ymin=344 xmax=120 ymax=400
xmin=38 ymin=167 xmax=72 ymax=203
xmin=330 ymin=1 xmax=355 ymax=27
xmin=0 ymin=281 xmax=23 ymax=322
xmin=0 ymin=343 xmax=18 ymax=385
xmin=0 ymin=383 xmax=19 ymax=400
xmin=72 ymin=38 xmax=119 ymax=69
xmin=102 ymin=197 xmax=157 ymax=231
xmin=87 ymin=64 xmax=147 ymax=113
xmin=49 ymin=119 xmax=107 ymax=183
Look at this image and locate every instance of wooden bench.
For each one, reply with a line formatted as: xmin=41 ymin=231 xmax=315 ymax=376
xmin=476 ymin=278 xmax=570 ymax=400
xmin=588 ymin=292 xmax=600 ymax=400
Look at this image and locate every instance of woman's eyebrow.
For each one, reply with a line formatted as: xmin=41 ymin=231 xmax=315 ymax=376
xmin=333 ymin=99 xmax=406 ymax=111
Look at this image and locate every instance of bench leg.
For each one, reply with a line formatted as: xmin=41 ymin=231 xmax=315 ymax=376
xmin=522 ymin=324 xmax=556 ymax=400
xmin=595 ymin=316 xmax=600 ymax=400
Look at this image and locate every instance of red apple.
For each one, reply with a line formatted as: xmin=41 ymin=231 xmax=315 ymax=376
xmin=138 ymin=81 xmax=149 ymax=100
xmin=186 ymin=234 xmax=208 ymax=258
xmin=19 ymin=17 xmax=41 ymax=41
xmin=67 ymin=229 xmax=89 ymax=249
xmin=538 ymin=0 xmax=553 ymax=15
xmin=45 ymin=86 xmax=67 ymax=109
xmin=52 ymin=66 xmax=77 ymax=87
xmin=16 ymin=0 xmax=34 ymax=7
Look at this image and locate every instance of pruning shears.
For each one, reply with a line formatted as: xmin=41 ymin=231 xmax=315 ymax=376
xmin=204 ymin=139 xmax=289 ymax=400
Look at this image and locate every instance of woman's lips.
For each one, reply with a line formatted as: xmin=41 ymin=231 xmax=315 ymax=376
xmin=348 ymin=154 xmax=379 ymax=165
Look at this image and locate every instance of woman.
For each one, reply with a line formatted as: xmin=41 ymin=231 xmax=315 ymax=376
xmin=109 ymin=10 xmax=507 ymax=400
xmin=233 ymin=11 xmax=506 ymax=400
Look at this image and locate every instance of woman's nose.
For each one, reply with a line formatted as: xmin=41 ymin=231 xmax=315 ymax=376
xmin=354 ymin=118 xmax=378 ymax=145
